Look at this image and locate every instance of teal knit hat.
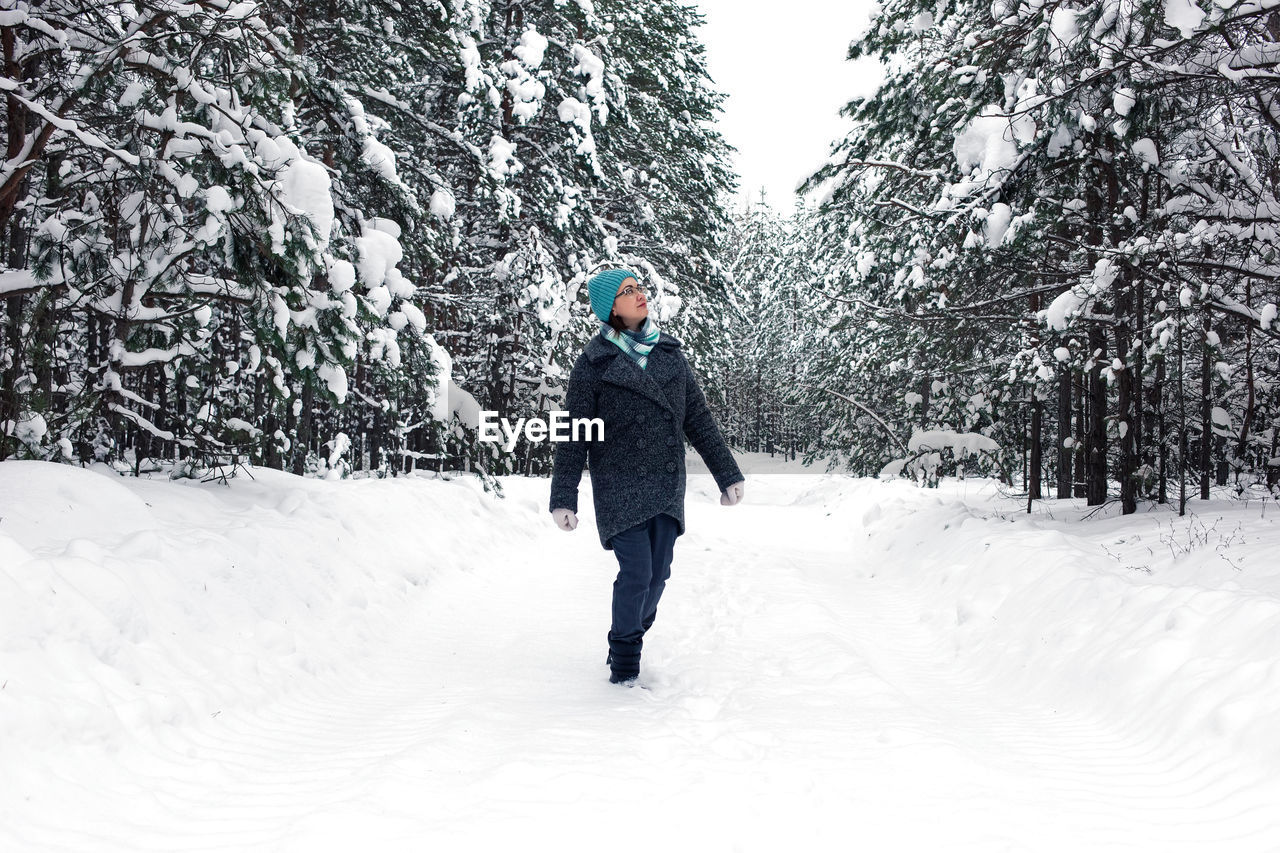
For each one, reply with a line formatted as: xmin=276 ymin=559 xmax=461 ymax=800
xmin=587 ymin=268 xmax=638 ymax=323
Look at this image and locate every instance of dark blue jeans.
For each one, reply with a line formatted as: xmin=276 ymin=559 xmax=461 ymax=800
xmin=606 ymin=512 xmax=679 ymax=678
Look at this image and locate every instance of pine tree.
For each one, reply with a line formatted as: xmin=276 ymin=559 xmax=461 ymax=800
xmin=797 ymin=0 xmax=1280 ymax=502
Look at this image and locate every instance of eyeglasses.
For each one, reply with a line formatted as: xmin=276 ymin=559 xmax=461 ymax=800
xmin=614 ymin=284 xmax=645 ymax=300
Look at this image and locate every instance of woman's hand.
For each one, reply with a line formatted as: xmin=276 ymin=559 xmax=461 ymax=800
xmin=552 ymin=508 xmax=579 ymax=531
xmin=719 ymin=481 xmax=745 ymax=506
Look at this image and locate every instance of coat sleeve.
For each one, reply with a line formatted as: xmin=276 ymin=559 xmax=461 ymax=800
xmin=681 ymin=354 xmax=744 ymax=494
xmin=549 ymin=356 xmax=597 ymax=514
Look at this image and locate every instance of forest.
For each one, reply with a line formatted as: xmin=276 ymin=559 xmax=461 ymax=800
xmin=2 ymin=0 xmax=1278 ymax=515
xmin=0 ymin=0 xmax=736 ymax=484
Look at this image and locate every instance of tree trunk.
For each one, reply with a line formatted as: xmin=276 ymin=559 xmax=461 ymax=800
xmin=1029 ymin=399 xmax=1043 ymax=501
xmin=1074 ymin=373 xmax=1087 ymax=498
xmin=1115 ymin=270 xmax=1136 ymax=514
xmin=1152 ymin=358 xmax=1167 ymax=503
xmin=1027 ymin=290 xmax=1043 ymax=502
xmin=1086 ymin=324 xmax=1108 ymax=506
xmin=1176 ymin=314 xmax=1189 ymax=515
xmin=1057 ymin=365 xmax=1072 ymax=498
xmin=1236 ymin=287 xmax=1256 ymax=480
xmin=369 ymin=401 xmax=384 ymax=475
xmin=293 ymin=381 xmax=314 ymax=476
xmin=1199 ymin=314 xmax=1211 ymax=501
xmin=0 ymin=188 xmax=29 ymax=462
xmin=0 ymin=294 xmax=22 ymax=460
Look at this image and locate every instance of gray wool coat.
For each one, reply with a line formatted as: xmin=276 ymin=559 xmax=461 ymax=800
xmin=549 ymin=329 xmax=744 ymax=551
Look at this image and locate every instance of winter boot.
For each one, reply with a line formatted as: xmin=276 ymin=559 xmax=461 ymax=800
xmin=606 ymin=639 xmax=641 ymax=685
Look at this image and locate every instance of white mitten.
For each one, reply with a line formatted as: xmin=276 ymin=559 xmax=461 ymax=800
xmin=719 ymin=481 xmax=745 ymax=506
xmin=552 ymin=508 xmax=579 ymax=531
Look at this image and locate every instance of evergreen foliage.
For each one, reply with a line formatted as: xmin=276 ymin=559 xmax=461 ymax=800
xmin=0 ymin=0 xmax=738 ymax=483
xmin=796 ymin=0 xmax=1280 ymax=508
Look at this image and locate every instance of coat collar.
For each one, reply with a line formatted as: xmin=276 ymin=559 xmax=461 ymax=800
xmin=587 ymin=330 xmax=683 ymax=413
xmin=585 ymin=328 xmax=682 ymax=362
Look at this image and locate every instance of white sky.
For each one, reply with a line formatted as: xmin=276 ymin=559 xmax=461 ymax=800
xmin=691 ymin=0 xmax=885 ymax=212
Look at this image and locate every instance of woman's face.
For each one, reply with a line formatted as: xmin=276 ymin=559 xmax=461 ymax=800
xmin=612 ymin=276 xmax=648 ymax=330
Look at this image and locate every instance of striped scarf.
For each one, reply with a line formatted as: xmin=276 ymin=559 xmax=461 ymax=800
xmin=602 ymin=315 xmax=660 ymax=370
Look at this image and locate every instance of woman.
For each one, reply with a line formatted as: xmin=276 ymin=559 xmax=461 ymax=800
xmin=549 ymin=267 xmax=746 ymax=687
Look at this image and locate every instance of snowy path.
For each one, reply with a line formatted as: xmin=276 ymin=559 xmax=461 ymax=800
xmin=5 ymin=464 xmax=1280 ymax=851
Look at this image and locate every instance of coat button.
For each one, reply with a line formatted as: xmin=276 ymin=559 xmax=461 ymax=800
xmin=665 ymin=461 xmax=675 ymax=472
xmin=636 ymin=414 xmax=646 ymax=423
xmin=664 ymin=412 xmax=672 ymax=421
xmin=666 ymin=436 xmax=675 ymax=446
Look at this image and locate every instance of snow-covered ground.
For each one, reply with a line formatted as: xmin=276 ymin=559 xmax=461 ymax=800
xmin=3 ymin=455 xmax=1279 ymax=851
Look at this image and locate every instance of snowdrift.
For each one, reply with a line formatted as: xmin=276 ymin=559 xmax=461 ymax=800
xmin=0 ymin=461 xmax=528 ymax=754
xmin=852 ymin=479 xmax=1280 ymax=783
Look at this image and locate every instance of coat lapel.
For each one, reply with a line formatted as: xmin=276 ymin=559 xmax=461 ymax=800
xmin=591 ymin=332 xmax=681 ymax=414
xmin=644 ymin=342 xmax=679 ymax=387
